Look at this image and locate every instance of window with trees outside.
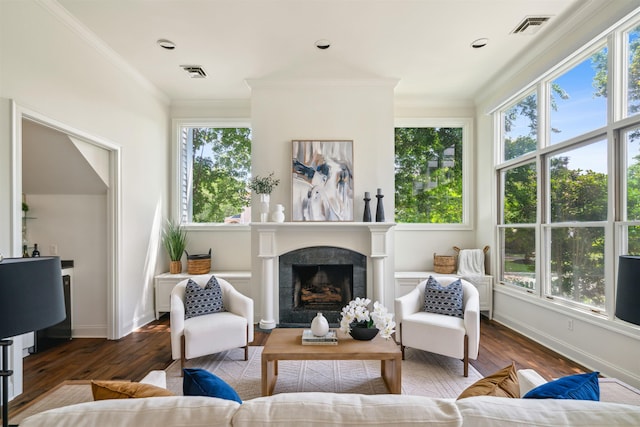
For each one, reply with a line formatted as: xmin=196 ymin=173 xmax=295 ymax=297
xmin=495 ymin=17 xmax=640 ymax=316
xmin=175 ymin=122 xmax=251 ymax=224
xmin=395 ymin=119 xmax=470 ymax=227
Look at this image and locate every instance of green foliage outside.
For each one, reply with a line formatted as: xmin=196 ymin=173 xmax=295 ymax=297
xmin=394 ymin=127 xmax=463 ymax=223
xmin=190 ymin=128 xmax=251 ymax=223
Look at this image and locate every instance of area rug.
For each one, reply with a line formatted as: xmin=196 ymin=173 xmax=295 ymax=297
xmin=164 ymin=346 xmax=483 ymax=399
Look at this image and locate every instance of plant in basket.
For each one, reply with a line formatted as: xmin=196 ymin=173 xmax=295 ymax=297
xmin=339 ymin=297 xmax=395 ymax=340
xmin=162 ymin=220 xmax=187 ymax=274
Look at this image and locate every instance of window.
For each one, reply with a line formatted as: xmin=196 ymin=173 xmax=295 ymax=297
xmin=549 ymin=46 xmax=608 ymax=145
xmin=495 ymin=14 xmax=640 ymax=316
xmin=499 ymin=162 xmax=537 ymax=290
xmin=502 ymin=91 xmax=537 ymax=161
xmin=394 ymin=119 xmax=471 ymax=226
xmin=175 ymin=122 xmax=251 ymax=224
xmin=626 ymin=24 xmax=640 ymax=117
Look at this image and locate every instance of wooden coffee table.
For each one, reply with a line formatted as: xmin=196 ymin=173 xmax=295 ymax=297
xmin=261 ymin=328 xmax=402 ymax=396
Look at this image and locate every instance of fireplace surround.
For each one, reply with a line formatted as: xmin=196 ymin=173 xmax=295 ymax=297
xmin=253 ymin=222 xmax=395 ymax=329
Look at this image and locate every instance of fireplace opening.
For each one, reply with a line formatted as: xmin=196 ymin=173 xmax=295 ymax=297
xmin=293 ymin=264 xmax=352 ymax=311
xmin=279 ymin=246 xmax=366 ymax=327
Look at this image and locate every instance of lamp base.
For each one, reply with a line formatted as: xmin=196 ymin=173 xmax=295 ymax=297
xmin=1 ymin=339 xmax=15 ymax=427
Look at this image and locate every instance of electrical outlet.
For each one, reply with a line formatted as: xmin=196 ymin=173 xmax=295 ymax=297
xmin=567 ymin=319 xmax=574 ymax=331
xmin=49 ymin=244 xmax=58 ymax=256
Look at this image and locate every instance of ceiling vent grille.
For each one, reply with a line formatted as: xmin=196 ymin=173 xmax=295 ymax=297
xmin=180 ymin=65 xmax=207 ymax=78
xmin=512 ymin=16 xmax=551 ymax=35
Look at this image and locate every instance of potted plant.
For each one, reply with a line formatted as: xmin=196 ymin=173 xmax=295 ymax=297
xmin=162 ymin=220 xmax=187 ymax=274
xmin=248 ymin=172 xmax=280 ymax=222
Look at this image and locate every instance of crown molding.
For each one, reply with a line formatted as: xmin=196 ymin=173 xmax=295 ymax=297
xmin=36 ymin=0 xmax=169 ymax=105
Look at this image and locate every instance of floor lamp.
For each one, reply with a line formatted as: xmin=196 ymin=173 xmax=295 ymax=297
xmin=0 ymin=257 xmax=65 ymax=427
xmin=615 ymin=255 xmax=640 ymax=327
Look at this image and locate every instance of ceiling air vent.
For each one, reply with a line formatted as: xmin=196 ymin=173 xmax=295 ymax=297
xmin=511 ymin=16 xmax=551 ymax=35
xmin=180 ymin=65 xmax=207 ymax=78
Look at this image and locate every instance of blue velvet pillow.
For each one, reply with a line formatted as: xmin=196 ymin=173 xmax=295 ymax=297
xmin=523 ymin=371 xmax=600 ymax=401
xmin=183 ymin=368 xmax=242 ymax=403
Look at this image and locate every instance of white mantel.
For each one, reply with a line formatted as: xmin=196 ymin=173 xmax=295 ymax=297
xmin=252 ymin=222 xmax=395 ymax=329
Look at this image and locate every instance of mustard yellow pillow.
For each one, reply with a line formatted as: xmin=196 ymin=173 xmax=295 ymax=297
xmin=91 ymin=380 xmax=174 ymax=400
xmin=457 ymin=362 xmax=520 ymax=400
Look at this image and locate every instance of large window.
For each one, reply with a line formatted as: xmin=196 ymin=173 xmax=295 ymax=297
xmin=175 ymin=122 xmax=251 ymax=224
xmin=500 ymin=162 xmax=537 ymax=290
xmin=495 ymin=13 xmax=640 ymax=316
xmin=394 ymin=119 xmax=470 ymax=226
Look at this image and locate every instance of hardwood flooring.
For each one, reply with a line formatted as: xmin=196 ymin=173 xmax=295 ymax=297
xmin=6 ymin=315 xmax=587 ymax=418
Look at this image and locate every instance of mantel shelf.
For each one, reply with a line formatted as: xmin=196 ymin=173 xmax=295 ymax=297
xmin=251 ymin=222 xmax=396 ymax=231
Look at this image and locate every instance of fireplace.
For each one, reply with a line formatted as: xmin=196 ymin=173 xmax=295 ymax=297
xmin=279 ymin=246 xmax=366 ymax=327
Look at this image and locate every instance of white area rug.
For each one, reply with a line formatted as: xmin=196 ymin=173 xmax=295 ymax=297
xmin=165 ymin=346 xmax=483 ymax=400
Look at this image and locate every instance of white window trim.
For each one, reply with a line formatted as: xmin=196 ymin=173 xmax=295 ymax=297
xmin=171 ymin=118 xmax=251 ymax=228
xmin=394 ymin=117 xmax=473 ymax=230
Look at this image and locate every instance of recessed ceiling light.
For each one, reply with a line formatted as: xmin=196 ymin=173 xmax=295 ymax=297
xmin=157 ymin=39 xmax=176 ymax=50
xmin=471 ymin=38 xmax=489 ymax=49
xmin=315 ymin=39 xmax=331 ymax=50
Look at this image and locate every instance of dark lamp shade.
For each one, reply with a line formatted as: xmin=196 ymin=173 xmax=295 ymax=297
xmin=616 ymin=255 xmax=640 ymax=326
xmin=0 ymin=256 xmax=66 ymax=339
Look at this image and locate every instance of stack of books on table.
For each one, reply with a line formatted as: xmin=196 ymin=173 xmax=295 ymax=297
xmin=302 ymin=329 xmax=338 ymax=345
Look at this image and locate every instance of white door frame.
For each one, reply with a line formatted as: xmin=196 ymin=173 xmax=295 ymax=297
xmin=10 ymin=100 xmax=122 ymax=340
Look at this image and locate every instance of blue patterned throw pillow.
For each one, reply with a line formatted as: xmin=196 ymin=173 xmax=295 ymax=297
xmin=184 ymin=276 xmax=224 ymax=319
xmin=423 ymin=276 xmax=464 ymax=318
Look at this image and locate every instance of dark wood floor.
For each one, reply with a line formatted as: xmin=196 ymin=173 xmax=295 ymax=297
xmin=6 ymin=315 xmax=587 ymax=418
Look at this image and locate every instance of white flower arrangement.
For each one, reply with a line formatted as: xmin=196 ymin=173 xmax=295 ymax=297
xmin=339 ymin=297 xmax=396 ymax=339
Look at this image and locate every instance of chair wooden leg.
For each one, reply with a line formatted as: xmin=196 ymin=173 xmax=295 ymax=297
xmin=463 ymin=334 xmax=469 ymax=377
xmin=399 ymin=324 xmax=405 ymax=360
xmin=180 ymin=334 xmax=186 ymax=377
xmin=244 ymin=324 xmax=249 ymax=361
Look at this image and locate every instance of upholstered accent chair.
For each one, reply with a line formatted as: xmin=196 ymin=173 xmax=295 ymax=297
xmin=170 ymin=275 xmax=254 ymax=373
xmin=394 ymin=276 xmax=480 ymax=377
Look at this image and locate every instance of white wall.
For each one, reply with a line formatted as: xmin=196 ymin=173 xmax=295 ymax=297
xmin=0 ymin=0 xmax=170 ymax=398
xmin=473 ymin=1 xmax=640 ymax=388
xmin=27 ymin=194 xmax=108 ymax=338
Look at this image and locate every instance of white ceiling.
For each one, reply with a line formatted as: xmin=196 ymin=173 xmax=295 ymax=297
xmin=54 ymin=0 xmax=588 ymax=104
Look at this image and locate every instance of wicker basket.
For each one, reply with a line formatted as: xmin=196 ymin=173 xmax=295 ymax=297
xmin=433 ymin=253 xmax=456 ymax=274
xmin=186 ymin=249 xmax=211 ymax=275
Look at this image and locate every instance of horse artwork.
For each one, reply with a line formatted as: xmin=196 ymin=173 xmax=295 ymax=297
xmin=291 ymin=140 xmax=354 ymax=221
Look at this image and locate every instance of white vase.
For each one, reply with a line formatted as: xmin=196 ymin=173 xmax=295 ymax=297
xmin=272 ymin=204 xmax=285 ymax=223
xmin=259 ymin=193 xmax=270 ymax=222
xmin=311 ymin=312 xmax=329 ymax=337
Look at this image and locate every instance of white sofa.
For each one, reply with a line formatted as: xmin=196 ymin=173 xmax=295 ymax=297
xmin=19 ymin=367 xmax=640 ymax=427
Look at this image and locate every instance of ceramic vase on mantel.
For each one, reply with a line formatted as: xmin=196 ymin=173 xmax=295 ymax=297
xmin=272 ymin=204 xmax=285 ymax=223
xmin=311 ymin=312 xmax=330 ymax=337
xmin=260 ymin=193 xmax=270 ymax=222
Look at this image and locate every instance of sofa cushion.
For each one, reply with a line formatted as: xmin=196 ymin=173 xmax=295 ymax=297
xmin=184 ymin=276 xmax=224 ymax=319
xmin=523 ymin=371 xmax=599 ymax=401
xmin=232 ymin=392 xmax=462 ymax=427
xmin=516 ymin=368 xmax=547 ymax=396
xmin=423 ymin=276 xmax=464 ymax=318
xmin=19 ymin=396 xmax=239 ymax=427
xmin=456 ymin=395 xmax=640 ymax=427
xmin=183 ymin=368 xmax=242 ymax=403
xmin=91 ymin=380 xmax=174 ymax=400
xmin=457 ymin=362 xmax=520 ymax=399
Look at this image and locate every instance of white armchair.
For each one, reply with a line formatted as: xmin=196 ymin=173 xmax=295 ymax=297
xmin=394 ymin=277 xmax=480 ymax=377
xmin=170 ymin=275 xmax=254 ymax=372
